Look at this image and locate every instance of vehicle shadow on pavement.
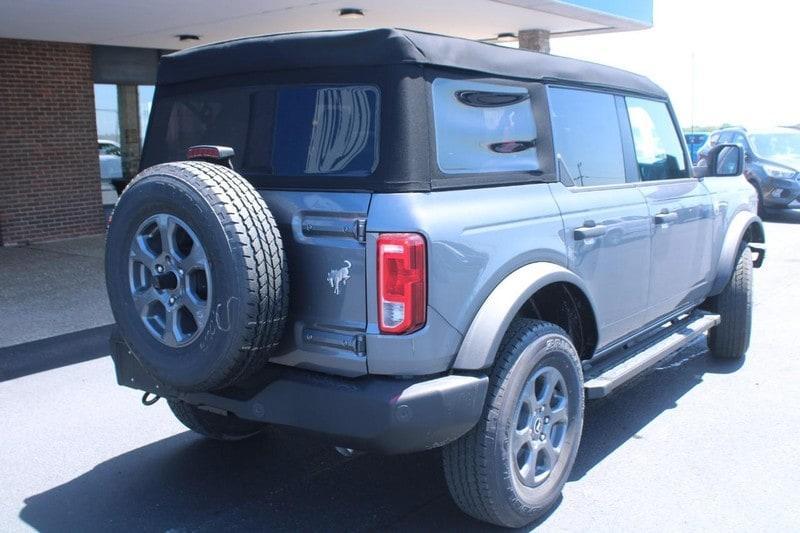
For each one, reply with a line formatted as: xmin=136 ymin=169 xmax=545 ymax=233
xmin=0 ymin=326 xmax=112 ymax=383
xmin=18 ymin=427 xmax=452 ymax=532
xmin=569 ymin=340 xmax=743 ymax=482
xmin=18 ymin=341 xmax=743 ymax=533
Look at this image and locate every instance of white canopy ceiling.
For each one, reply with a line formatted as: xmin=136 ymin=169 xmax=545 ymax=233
xmin=0 ymin=0 xmax=651 ymax=50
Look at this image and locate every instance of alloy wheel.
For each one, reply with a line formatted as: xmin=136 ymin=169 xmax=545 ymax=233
xmin=128 ymin=213 xmax=212 ymax=347
xmin=511 ymin=365 xmax=570 ymax=487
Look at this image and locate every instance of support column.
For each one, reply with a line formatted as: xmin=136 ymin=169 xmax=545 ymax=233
xmin=117 ymin=84 xmax=141 ymax=182
xmin=518 ymin=29 xmax=551 ymax=54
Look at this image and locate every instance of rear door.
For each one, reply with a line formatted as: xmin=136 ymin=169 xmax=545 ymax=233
xmin=547 ymin=87 xmax=652 ymax=349
xmin=261 ymin=190 xmax=370 ymax=376
xmin=623 ymin=97 xmax=714 ymax=322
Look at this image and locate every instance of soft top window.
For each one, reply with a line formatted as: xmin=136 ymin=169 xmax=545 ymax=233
xmin=143 ymin=84 xmax=379 ymax=179
xmin=431 ymin=79 xmax=539 ymax=175
xmin=273 ymin=85 xmax=379 ymax=177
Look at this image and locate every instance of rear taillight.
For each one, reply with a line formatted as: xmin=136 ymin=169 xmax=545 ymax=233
xmin=377 ymin=233 xmax=426 ymax=334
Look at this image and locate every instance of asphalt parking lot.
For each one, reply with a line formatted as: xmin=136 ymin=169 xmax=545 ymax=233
xmin=1 ymin=209 xmax=799 ymax=532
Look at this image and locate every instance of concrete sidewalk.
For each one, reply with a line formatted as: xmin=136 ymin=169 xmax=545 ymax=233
xmin=0 ymin=235 xmax=113 ymax=348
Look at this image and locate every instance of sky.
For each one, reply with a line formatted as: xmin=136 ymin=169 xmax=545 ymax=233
xmin=549 ymin=0 xmax=799 ymax=130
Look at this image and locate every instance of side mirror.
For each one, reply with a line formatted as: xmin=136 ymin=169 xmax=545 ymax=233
xmin=707 ymin=143 xmax=744 ymax=177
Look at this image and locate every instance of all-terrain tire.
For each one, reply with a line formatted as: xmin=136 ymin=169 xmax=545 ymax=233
xmin=707 ymin=245 xmax=753 ymax=359
xmin=168 ymin=399 xmax=265 ymax=440
xmin=106 ymin=161 xmax=289 ymax=391
xmin=442 ymin=319 xmax=584 ymax=528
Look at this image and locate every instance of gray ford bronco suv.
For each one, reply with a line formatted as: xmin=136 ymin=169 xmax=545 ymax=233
xmin=106 ymin=29 xmax=765 ymax=528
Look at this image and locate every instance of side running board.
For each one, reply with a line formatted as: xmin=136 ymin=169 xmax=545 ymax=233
xmin=583 ymin=311 xmax=721 ymax=399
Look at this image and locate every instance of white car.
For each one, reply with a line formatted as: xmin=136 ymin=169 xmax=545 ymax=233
xmin=98 ymin=139 xmax=122 ymax=181
xmin=98 ymin=139 xmax=123 ymax=205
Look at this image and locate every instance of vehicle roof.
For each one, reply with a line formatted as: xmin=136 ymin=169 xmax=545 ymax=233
xmin=158 ymin=28 xmax=667 ymax=99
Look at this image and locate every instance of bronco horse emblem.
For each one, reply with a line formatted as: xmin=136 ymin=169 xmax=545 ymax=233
xmin=327 ymin=260 xmax=352 ymax=295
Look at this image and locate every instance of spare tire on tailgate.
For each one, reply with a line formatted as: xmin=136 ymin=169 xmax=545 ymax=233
xmin=106 ymin=161 xmax=289 ymax=392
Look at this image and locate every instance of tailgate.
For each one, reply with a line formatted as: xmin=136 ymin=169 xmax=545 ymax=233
xmin=260 ymin=190 xmax=370 ymax=376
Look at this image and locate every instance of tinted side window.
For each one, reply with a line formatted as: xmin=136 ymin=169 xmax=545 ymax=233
xmin=549 ymin=87 xmax=626 ymax=186
xmin=625 ymin=97 xmax=688 ymax=181
xmin=432 ymin=79 xmax=539 ymax=174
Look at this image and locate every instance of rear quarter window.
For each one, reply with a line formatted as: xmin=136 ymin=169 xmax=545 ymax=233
xmin=431 ymin=79 xmax=539 ymax=174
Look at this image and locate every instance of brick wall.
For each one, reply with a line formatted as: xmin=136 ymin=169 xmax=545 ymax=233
xmin=0 ymin=38 xmax=104 ymax=245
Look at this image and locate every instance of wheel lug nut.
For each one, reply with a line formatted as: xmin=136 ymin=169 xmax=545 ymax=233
xmin=168 ymin=297 xmax=175 ymax=305
xmin=156 ymin=265 xmax=164 ymax=273
xmin=539 ymin=434 xmax=546 ymax=441
xmin=544 ymin=417 xmax=550 ymax=424
xmin=178 ymin=269 xmax=184 ymax=276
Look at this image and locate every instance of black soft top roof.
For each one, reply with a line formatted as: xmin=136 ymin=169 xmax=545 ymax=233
xmin=158 ymin=28 xmax=667 ymax=98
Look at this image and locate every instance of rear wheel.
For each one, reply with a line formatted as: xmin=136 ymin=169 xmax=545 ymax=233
xmin=706 ymin=245 xmax=753 ymax=359
xmin=442 ymin=319 xmax=584 ymax=528
xmin=168 ymin=399 xmax=266 ymax=440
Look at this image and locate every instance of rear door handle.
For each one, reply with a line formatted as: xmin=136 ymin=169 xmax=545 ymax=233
xmin=654 ymin=212 xmax=678 ymax=224
xmin=574 ymin=222 xmax=607 ymax=240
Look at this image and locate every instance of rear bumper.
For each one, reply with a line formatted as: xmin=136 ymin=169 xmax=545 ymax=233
xmin=111 ymin=335 xmax=488 ymax=454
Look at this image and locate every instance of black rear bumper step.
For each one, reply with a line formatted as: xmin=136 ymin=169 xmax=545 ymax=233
xmin=583 ymin=311 xmax=720 ymax=399
xmin=111 ymin=332 xmax=488 ymax=454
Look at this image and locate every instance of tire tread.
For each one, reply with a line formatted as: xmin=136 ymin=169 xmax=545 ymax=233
xmin=707 ymin=246 xmax=753 ymax=359
xmin=442 ymin=319 xmax=583 ymax=527
xmin=120 ymin=161 xmax=289 ymax=390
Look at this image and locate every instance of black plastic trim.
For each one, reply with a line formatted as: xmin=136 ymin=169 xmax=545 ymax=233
xmin=455 ymin=90 xmax=530 ymax=108
xmin=111 ymin=333 xmax=488 ymax=454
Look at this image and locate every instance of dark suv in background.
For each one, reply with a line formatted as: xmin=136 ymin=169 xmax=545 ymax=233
xmin=697 ymin=126 xmax=800 ymax=212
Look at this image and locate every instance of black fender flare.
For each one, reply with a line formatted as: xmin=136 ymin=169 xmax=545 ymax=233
xmin=709 ymin=211 xmax=765 ymax=296
xmin=451 ymin=262 xmax=599 ymax=370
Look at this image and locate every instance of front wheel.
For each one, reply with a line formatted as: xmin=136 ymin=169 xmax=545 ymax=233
xmin=706 ymin=245 xmax=753 ymax=359
xmin=442 ymin=319 xmax=584 ymax=528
